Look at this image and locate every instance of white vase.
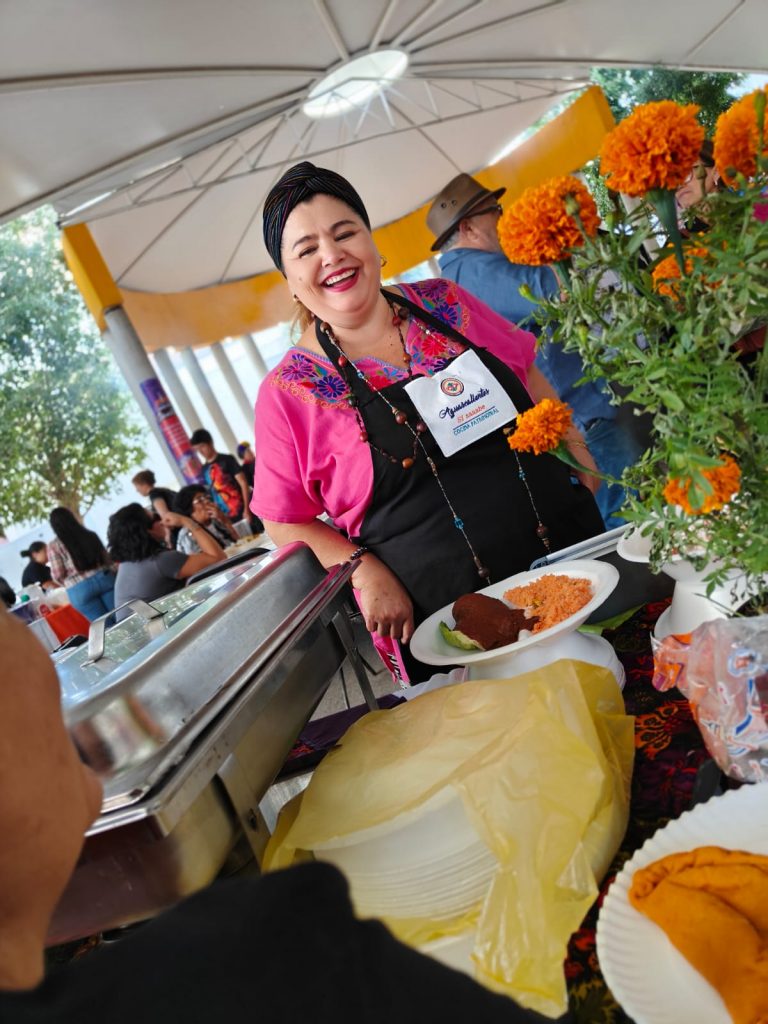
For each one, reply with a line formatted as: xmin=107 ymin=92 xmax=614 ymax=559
xmin=654 ymin=558 xmax=749 ymax=638
xmin=617 ymin=529 xmax=750 ymax=639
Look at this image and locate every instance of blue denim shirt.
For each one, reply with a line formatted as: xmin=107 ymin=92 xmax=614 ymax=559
xmin=438 ymin=247 xmax=616 ymax=430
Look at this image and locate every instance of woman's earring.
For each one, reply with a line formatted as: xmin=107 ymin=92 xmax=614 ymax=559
xmin=292 ymin=294 xmax=299 ymax=302
xmin=380 ymin=254 xmax=388 ymax=268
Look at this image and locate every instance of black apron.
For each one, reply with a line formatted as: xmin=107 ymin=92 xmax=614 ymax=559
xmin=315 ymin=290 xmax=603 ymax=679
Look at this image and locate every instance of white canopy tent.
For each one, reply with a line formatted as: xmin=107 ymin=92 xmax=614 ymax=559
xmin=2 ymin=0 xmax=764 ymax=483
xmin=2 ymin=0 xmax=765 ymax=297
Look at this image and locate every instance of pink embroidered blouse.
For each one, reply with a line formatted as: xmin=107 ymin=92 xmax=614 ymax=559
xmin=251 ymin=279 xmax=536 ymax=534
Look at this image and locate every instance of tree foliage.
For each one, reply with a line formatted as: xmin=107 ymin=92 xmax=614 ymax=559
xmin=0 ymin=208 xmax=146 ymax=529
xmin=591 ymin=67 xmax=746 ymax=134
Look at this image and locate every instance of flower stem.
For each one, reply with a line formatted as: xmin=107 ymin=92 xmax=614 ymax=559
xmin=553 ymin=259 xmax=572 ymax=291
xmin=648 ymin=188 xmax=685 ymax=273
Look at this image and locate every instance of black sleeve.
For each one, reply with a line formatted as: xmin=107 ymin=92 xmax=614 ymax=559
xmin=219 ymin=453 xmax=243 ymax=479
xmin=12 ymin=864 xmax=552 ymax=1024
xmin=21 ymin=563 xmax=53 ymax=587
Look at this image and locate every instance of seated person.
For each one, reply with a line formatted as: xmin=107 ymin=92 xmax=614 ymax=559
xmin=107 ymin=504 xmax=224 ymax=614
xmin=20 ymin=542 xmax=55 ymax=591
xmin=0 ymin=606 xmax=547 ymax=1024
xmin=173 ymin=485 xmax=237 ymax=553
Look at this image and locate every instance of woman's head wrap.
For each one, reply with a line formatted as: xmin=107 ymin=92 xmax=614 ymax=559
xmin=262 ymin=161 xmax=371 ymax=273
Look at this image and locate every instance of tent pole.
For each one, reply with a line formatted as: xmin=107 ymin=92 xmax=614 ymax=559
xmin=209 ymin=341 xmax=256 ymax=426
xmin=152 ymin=348 xmax=203 ymax=435
xmin=178 ymin=346 xmax=240 ymax=456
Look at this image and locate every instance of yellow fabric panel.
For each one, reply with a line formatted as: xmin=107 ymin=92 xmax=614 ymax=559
xmin=121 ymin=271 xmax=293 ymax=353
xmin=73 ymin=86 xmax=614 ymax=349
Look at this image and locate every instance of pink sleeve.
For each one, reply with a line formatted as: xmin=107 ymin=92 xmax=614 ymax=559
xmin=251 ymin=379 xmax=325 ymax=524
xmin=450 ymin=282 xmax=537 ymax=393
xmin=251 ymin=368 xmax=375 ymax=536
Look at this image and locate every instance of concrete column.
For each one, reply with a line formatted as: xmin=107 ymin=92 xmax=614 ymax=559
xmin=178 ymin=346 xmax=240 ymax=455
xmin=151 ymin=347 xmax=203 ymax=434
xmin=241 ymin=333 xmax=269 ymax=381
xmin=210 ymin=341 xmax=255 ymax=426
xmin=102 ymin=307 xmax=197 ymax=485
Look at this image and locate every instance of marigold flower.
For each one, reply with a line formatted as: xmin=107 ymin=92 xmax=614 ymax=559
xmin=714 ymin=87 xmax=768 ymax=185
xmin=662 ymin=455 xmax=741 ymax=515
xmin=506 ymin=398 xmax=573 ymax=456
xmin=651 ymin=246 xmax=711 ymax=299
xmin=600 ymin=101 xmax=705 ymax=196
xmin=497 ymin=176 xmax=600 ymax=266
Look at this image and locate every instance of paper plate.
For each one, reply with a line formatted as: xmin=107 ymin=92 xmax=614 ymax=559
xmin=596 ymin=783 xmax=768 ymax=1024
xmin=409 ymin=559 xmax=619 ymax=668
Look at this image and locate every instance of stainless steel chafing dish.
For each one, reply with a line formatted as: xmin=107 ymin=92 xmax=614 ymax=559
xmin=49 ymin=543 xmax=374 ymax=943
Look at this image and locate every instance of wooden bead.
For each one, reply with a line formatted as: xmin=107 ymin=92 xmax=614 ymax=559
xmin=416 ymin=421 xmax=427 ymax=433
xmin=394 ymin=411 xmax=407 ymax=426
xmin=337 ymin=354 xmax=348 ymax=367
xmin=536 ymin=524 xmax=550 ymax=539
xmin=401 ymin=457 xmax=415 ymax=470
xmin=359 ymin=431 xmax=368 ymax=442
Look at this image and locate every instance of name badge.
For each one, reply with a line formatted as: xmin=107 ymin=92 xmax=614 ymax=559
xmin=404 ymin=349 xmax=518 ymax=457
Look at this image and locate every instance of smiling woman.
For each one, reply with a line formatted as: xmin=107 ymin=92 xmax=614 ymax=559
xmin=252 ymin=161 xmax=605 ymax=684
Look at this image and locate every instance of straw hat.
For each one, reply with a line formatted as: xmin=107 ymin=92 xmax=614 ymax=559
xmin=426 ymin=173 xmax=506 ymax=252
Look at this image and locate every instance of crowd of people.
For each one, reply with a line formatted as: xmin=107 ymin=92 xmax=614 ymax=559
xmin=7 ymin=437 xmax=260 ymax=623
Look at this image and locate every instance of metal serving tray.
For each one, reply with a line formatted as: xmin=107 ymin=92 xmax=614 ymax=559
xmin=57 ymin=545 xmax=338 ymax=812
xmin=49 ymin=544 xmax=374 ymax=943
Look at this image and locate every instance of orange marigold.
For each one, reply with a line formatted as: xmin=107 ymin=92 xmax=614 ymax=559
xmin=651 ymin=246 xmax=711 ymax=299
xmin=600 ymin=101 xmax=705 ymax=196
xmin=506 ymin=398 xmax=573 ymax=456
xmin=497 ymin=176 xmax=600 ymax=265
xmin=662 ymin=456 xmax=741 ymax=515
xmin=713 ymin=87 xmax=768 ymax=185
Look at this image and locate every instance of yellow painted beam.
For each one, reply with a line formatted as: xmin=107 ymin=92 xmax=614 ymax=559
xmin=79 ymin=86 xmax=615 ymax=350
xmin=61 ymin=223 xmax=122 ymax=331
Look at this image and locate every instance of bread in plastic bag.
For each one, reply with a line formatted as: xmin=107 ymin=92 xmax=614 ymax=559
xmin=652 ymin=615 xmax=768 ymax=783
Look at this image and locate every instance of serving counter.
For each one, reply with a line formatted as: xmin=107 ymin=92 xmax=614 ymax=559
xmin=49 ymin=543 xmax=374 ymax=943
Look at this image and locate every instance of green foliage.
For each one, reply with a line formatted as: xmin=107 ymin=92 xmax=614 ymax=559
xmin=532 ymin=179 xmax=768 ymax=590
xmin=591 ymin=67 xmax=745 ymax=134
xmin=0 ymin=208 xmax=146 ymax=527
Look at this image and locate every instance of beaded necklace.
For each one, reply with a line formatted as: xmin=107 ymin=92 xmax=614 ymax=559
xmin=318 ymin=296 xmax=552 ymax=584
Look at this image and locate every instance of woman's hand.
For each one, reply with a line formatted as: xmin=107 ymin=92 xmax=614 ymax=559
xmin=564 ymin=441 xmax=601 ymax=495
xmin=351 ymin=555 xmax=415 ymax=643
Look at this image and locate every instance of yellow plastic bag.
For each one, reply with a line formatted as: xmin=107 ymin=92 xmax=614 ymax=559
xmin=264 ymin=660 xmax=634 ymax=1017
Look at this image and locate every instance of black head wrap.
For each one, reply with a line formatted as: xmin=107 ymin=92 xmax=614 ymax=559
xmin=262 ymin=161 xmax=371 ymax=273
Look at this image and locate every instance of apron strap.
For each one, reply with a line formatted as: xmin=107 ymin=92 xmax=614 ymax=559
xmin=382 ymin=287 xmax=483 ymax=353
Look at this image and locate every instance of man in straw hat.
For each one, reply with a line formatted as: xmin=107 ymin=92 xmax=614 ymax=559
xmin=427 ymin=173 xmax=644 ymax=528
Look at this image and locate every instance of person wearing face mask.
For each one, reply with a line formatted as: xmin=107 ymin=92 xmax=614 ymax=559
xmin=252 ymin=162 xmax=604 ymax=683
xmin=0 ymin=609 xmax=553 ymax=1024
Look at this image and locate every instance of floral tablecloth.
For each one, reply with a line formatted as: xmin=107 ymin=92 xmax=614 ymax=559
xmin=565 ymin=599 xmax=711 ymax=1023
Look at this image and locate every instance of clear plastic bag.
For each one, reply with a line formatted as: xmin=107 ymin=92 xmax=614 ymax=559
xmin=652 ymin=615 xmax=768 ymax=783
xmin=264 ymin=661 xmax=633 ymax=1017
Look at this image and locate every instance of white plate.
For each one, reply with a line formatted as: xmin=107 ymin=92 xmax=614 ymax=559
xmin=409 ymin=559 xmax=619 ymax=668
xmin=596 ymin=783 xmax=768 ymax=1024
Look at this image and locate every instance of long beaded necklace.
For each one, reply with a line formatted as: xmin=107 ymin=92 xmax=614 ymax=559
xmin=318 ymin=297 xmax=552 ymax=582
